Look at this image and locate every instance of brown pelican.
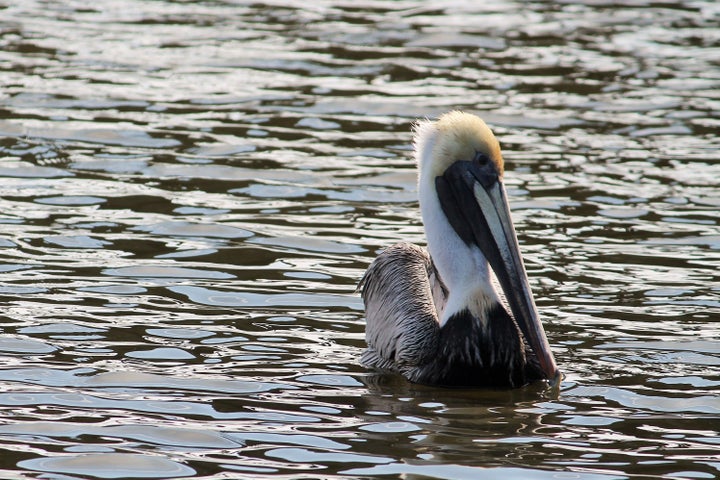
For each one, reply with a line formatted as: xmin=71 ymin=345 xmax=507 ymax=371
xmin=359 ymin=111 xmax=559 ymax=388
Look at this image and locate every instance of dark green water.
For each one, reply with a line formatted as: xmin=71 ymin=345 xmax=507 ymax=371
xmin=0 ymin=1 xmax=718 ymax=478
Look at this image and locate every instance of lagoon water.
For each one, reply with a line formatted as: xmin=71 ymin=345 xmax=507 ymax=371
xmin=0 ymin=1 xmax=719 ymax=478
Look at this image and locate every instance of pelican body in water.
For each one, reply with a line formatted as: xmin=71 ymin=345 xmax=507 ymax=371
xmin=359 ymin=111 xmax=559 ymax=388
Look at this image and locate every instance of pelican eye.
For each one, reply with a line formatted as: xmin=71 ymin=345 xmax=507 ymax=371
xmin=466 ymin=150 xmax=501 ymax=187
xmin=472 ymin=150 xmax=491 ymax=165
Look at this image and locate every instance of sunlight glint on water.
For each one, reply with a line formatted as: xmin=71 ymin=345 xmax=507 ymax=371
xmin=0 ymin=0 xmax=718 ymax=478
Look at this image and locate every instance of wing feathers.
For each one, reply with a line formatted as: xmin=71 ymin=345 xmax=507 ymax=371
xmin=358 ymin=243 xmax=441 ymax=375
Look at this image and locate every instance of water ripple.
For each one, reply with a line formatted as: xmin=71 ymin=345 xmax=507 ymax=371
xmin=0 ymin=0 xmax=718 ymax=478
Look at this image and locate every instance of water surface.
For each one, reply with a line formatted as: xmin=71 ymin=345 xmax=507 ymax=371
xmin=0 ymin=1 xmax=719 ymax=479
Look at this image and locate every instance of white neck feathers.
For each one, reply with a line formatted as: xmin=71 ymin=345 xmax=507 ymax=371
xmin=413 ymin=117 xmax=499 ymax=327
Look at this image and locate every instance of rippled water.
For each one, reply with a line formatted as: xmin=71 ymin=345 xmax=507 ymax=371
xmin=1 ymin=0 xmax=719 ymax=478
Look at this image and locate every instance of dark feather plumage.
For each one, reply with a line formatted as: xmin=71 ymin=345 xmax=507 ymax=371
xmin=359 ymin=243 xmax=544 ymax=388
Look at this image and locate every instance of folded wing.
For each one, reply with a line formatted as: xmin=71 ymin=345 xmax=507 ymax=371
xmin=358 ymin=243 xmax=442 ymax=377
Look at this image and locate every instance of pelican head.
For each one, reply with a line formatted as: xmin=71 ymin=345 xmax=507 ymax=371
xmin=414 ymin=111 xmax=558 ymax=384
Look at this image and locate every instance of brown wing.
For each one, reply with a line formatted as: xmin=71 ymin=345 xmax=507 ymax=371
xmin=358 ymin=243 xmax=441 ymax=375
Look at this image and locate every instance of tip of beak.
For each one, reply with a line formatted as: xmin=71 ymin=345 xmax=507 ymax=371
xmin=537 ymin=348 xmax=560 ymax=385
xmin=545 ymin=369 xmax=563 ymax=396
xmin=548 ymin=367 xmax=562 ymax=386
